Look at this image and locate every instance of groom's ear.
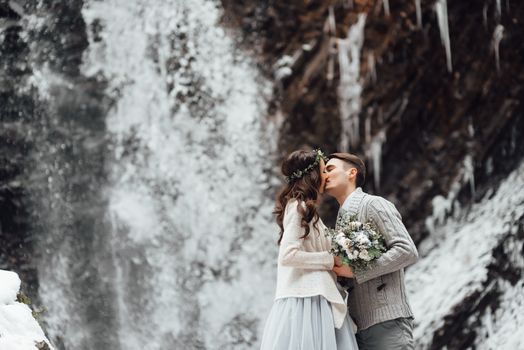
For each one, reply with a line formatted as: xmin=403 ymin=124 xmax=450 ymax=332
xmin=347 ymin=168 xmax=357 ymax=180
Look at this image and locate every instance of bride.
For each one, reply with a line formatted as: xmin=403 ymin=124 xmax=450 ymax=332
xmin=260 ymin=149 xmax=358 ymax=350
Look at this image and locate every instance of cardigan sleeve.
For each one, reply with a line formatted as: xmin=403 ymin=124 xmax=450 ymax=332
xmin=354 ymin=197 xmax=419 ymax=284
xmin=278 ymin=201 xmax=335 ymax=270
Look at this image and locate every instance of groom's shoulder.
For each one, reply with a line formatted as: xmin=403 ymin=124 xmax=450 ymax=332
xmin=361 ymin=192 xmax=384 ymax=205
xmin=362 ymin=193 xmax=397 ymax=212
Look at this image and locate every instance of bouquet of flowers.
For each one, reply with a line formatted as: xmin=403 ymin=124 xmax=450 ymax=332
xmin=326 ymin=210 xmax=387 ymax=270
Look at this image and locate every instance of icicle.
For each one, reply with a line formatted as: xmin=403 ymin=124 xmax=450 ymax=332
xmin=492 ymin=24 xmax=504 ymax=73
xmin=434 ymin=0 xmax=452 ymax=72
xmin=510 ymin=122 xmax=516 ymax=153
xmin=383 ymin=0 xmax=391 ymax=17
xmin=327 ymin=39 xmax=336 ymax=82
xmin=326 ymin=7 xmax=337 ymax=83
xmin=463 ymin=154 xmax=476 ymax=197
xmin=337 ymin=14 xmax=367 ymax=151
xmin=367 ymin=52 xmax=377 ymax=83
xmin=483 ymin=2 xmax=488 ymax=29
xmin=328 ymin=6 xmax=336 ymax=34
xmin=495 ymin=0 xmax=502 ymax=21
xmin=365 ymin=111 xmax=371 ymax=144
xmin=370 ymin=129 xmax=386 ymax=190
xmin=415 ymin=0 xmax=423 ymax=29
xmin=485 ymin=157 xmax=494 ymax=175
xmin=327 ymin=55 xmax=335 ymax=82
xmin=468 ymin=117 xmax=475 ymax=138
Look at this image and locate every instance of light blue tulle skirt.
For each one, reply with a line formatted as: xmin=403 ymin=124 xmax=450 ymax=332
xmin=260 ymin=295 xmax=358 ymax=350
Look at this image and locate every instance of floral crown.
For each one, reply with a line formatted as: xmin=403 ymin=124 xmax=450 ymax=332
xmin=285 ymin=149 xmax=328 ymax=183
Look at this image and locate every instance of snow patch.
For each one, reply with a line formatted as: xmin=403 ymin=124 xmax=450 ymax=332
xmin=0 ymin=270 xmax=54 ymax=350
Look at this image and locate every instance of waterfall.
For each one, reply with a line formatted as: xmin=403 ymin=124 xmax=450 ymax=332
xmin=36 ymin=0 xmax=278 ymax=349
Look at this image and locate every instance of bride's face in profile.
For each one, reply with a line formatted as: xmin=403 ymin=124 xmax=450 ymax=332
xmin=318 ymin=158 xmax=327 ymax=194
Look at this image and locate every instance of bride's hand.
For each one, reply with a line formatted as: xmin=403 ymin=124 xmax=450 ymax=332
xmin=333 ymin=256 xmax=343 ymax=267
xmin=332 ymin=264 xmax=354 ymax=278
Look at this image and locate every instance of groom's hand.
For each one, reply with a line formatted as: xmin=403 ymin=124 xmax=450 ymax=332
xmin=332 ymin=264 xmax=354 ymax=278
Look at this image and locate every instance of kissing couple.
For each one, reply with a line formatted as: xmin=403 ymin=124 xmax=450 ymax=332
xmin=260 ymin=149 xmax=419 ymax=350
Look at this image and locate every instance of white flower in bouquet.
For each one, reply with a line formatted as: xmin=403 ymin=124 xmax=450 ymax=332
xmin=359 ymin=250 xmax=372 ymax=261
xmin=325 ymin=210 xmax=387 ymax=270
xmin=349 ymin=221 xmax=363 ymax=230
xmin=355 ymin=232 xmax=370 ymax=245
xmin=335 ymin=232 xmax=346 ymax=245
xmin=343 ymin=247 xmax=356 ymax=260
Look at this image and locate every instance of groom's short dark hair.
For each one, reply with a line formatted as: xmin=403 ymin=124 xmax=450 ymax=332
xmin=329 ymin=153 xmax=366 ymax=187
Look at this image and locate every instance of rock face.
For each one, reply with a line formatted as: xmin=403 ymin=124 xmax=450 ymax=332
xmin=222 ymin=0 xmax=524 ymax=348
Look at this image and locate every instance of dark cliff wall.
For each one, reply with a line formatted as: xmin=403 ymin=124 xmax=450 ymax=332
xmin=221 ymin=0 xmax=524 ymax=348
xmin=221 ymin=0 xmax=524 ymax=232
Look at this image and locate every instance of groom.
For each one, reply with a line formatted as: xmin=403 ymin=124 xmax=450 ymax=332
xmin=324 ymin=152 xmax=418 ymax=350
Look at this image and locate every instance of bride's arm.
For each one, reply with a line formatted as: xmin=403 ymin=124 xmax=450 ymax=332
xmin=278 ymin=202 xmax=335 ymax=270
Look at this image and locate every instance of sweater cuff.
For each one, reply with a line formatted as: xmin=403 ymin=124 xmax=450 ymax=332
xmin=326 ymin=254 xmax=335 ymax=270
xmin=354 ymin=267 xmax=371 ymax=284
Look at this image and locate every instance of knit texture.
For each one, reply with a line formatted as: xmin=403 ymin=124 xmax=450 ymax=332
xmin=275 ymin=199 xmax=348 ymax=329
xmin=338 ymin=188 xmax=419 ymax=331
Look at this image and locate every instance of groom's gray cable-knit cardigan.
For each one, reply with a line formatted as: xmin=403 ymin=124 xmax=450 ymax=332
xmin=338 ymin=187 xmax=419 ymax=331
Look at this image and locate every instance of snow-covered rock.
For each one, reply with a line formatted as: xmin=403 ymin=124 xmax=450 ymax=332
xmin=407 ymin=161 xmax=524 ymax=349
xmin=0 ymin=270 xmax=53 ymax=350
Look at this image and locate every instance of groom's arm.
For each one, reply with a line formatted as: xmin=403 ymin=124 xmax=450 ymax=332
xmin=353 ymin=197 xmax=418 ymax=284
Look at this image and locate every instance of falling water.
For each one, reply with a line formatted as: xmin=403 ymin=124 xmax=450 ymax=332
xmin=36 ymin=0 xmax=278 ymax=349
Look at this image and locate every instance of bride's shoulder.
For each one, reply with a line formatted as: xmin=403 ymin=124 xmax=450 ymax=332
xmin=284 ymin=199 xmax=306 ymax=218
xmin=285 ymin=198 xmax=308 ymax=210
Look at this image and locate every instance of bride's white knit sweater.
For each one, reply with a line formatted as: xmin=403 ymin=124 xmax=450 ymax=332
xmin=274 ymin=199 xmax=348 ymax=329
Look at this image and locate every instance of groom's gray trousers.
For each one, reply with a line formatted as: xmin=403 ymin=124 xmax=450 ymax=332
xmin=355 ymin=317 xmax=414 ymax=350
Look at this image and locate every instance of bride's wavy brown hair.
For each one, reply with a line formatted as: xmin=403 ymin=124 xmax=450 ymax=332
xmin=274 ymin=150 xmax=322 ymax=245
